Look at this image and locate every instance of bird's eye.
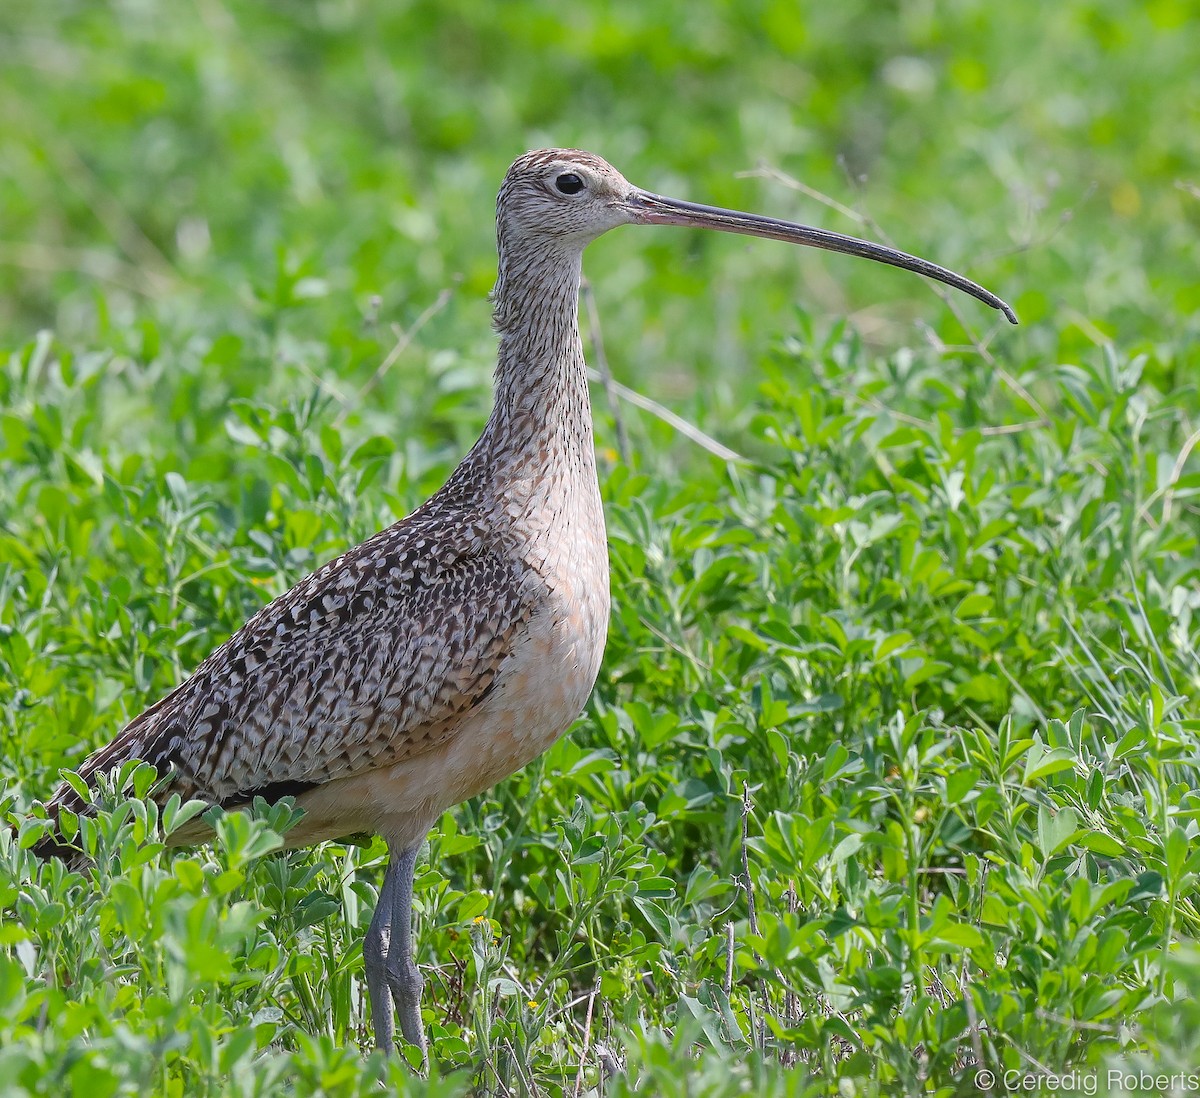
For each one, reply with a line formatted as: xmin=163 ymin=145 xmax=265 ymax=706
xmin=555 ymin=172 xmax=585 ymax=195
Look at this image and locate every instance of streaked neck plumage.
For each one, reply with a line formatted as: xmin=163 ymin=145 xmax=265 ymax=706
xmin=479 ymin=236 xmax=596 ymax=494
xmin=427 ymin=229 xmax=600 ymax=555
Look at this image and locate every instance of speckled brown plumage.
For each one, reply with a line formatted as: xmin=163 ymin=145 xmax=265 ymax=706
xmin=64 ymin=516 xmax=539 ymax=807
xmin=35 ymin=149 xmax=1016 ymax=1056
xmin=41 ymin=150 xmax=619 ymax=856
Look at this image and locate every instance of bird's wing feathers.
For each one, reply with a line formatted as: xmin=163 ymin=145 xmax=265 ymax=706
xmin=53 ymin=515 xmax=538 ymax=811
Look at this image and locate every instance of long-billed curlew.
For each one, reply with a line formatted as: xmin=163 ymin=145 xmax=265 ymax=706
xmin=35 ymin=149 xmax=1016 ymax=1060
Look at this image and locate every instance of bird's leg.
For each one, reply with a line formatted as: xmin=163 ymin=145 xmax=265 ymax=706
xmin=363 ymin=860 xmax=399 ymax=1051
xmin=383 ymin=842 xmax=427 ymax=1067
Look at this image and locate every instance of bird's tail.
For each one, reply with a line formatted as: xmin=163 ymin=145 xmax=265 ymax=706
xmin=30 ymin=700 xmax=172 ymax=865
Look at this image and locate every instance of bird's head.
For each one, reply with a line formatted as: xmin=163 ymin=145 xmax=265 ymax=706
xmin=495 ymin=147 xmax=1017 ymax=325
xmin=496 ymin=149 xmax=642 ymax=248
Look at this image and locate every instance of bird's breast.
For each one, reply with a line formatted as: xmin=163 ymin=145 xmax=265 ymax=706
xmin=439 ymin=476 xmax=610 ymax=793
xmin=486 ymin=486 xmax=609 ymax=759
xmin=286 ymin=473 xmax=611 ymax=847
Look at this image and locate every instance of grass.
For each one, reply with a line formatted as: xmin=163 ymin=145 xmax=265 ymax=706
xmin=2 ymin=0 xmax=1199 ymax=1094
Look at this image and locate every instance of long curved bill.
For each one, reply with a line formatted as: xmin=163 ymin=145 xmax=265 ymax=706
xmin=626 ymin=189 xmax=1018 ymax=325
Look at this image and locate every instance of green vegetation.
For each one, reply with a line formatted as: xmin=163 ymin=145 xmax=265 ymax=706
xmin=2 ymin=0 xmax=1199 ymax=1094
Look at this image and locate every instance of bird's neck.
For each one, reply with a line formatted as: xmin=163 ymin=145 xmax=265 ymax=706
xmin=428 ymin=241 xmax=605 ymax=561
xmin=481 ymin=247 xmax=596 ymax=484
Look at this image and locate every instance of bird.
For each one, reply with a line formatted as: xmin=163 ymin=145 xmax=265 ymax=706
xmin=33 ymin=148 xmax=1016 ymax=1062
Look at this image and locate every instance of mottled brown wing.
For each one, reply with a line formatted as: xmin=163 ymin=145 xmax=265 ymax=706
xmin=50 ymin=514 xmax=539 ymax=812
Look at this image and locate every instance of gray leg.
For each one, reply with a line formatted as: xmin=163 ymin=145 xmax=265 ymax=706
xmin=364 ymin=844 xmax=426 ymax=1064
xmin=363 ymin=863 xmax=399 ymax=1052
xmin=383 ymin=843 xmax=426 ymax=1066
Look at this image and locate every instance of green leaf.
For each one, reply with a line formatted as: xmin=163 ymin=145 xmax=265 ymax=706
xmin=1037 ymin=805 xmax=1079 ymax=860
xmin=1023 ymin=742 xmax=1077 ymax=784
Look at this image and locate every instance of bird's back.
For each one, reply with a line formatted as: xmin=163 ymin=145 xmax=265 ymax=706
xmin=40 ymin=441 xmax=610 ymax=847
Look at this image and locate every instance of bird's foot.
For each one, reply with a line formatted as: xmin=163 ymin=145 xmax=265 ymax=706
xmin=363 ymin=843 xmax=428 ymax=1070
xmin=386 ymin=953 xmax=427 ymax=1070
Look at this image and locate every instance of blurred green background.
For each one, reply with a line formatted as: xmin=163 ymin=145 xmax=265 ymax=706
xmin=3 ymin=0 xmax=1197 ymax=453
xmin=3 ymin=1 xmax=1200 ymax=1092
